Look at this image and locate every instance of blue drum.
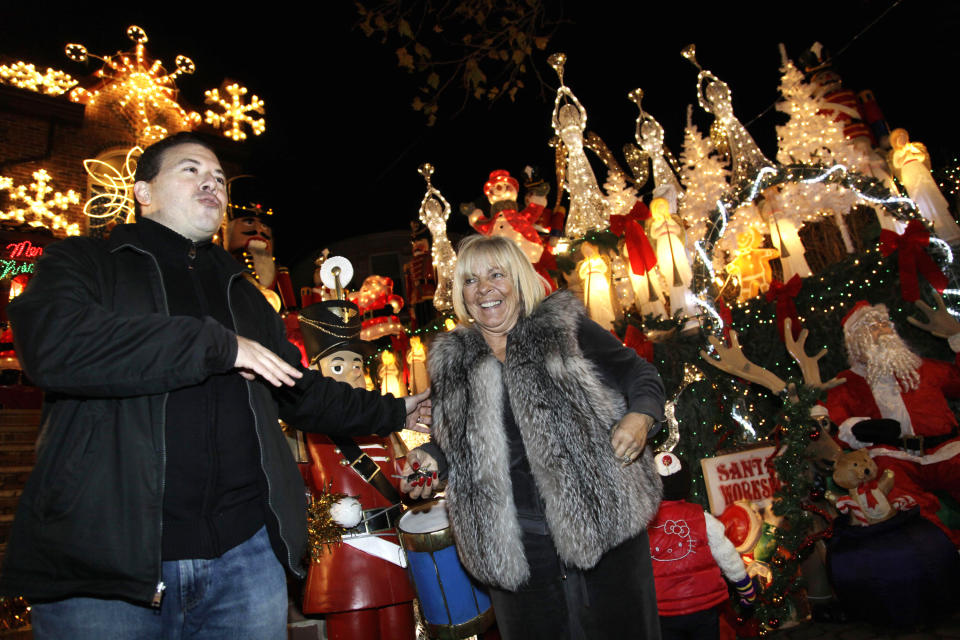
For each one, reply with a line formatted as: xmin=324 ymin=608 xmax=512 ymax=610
xmin=398 ymin=499 xmax=494 ymax=639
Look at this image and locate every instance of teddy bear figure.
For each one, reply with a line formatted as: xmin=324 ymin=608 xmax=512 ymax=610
xmin=826 ymin=449 xmax=914 ymax=526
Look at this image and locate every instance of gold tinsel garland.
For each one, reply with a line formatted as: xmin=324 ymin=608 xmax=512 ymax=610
xmin=0 ymin=595 xmax=30 ymax=631
xmin=306 ymin=484 xmax=350 ymax=562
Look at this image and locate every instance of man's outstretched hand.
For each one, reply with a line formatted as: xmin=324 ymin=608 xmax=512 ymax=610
xmin=404 ymin=387 xmax=431 ymax=433
xmin=235 ymin=335 xmax=303 ymax=387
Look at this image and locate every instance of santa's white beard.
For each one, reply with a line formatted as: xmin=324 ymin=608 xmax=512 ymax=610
xmin=862 ymin=334 xmax=922 ymax=392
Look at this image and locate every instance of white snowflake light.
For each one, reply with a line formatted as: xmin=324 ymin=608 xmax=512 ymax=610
xmin=204 ymin=83 xmax=266 ymax=141
xmin=0 ymin=61 xmax=77 ymax=96
xmin=0 ymin=169 xmax=80 ymax=236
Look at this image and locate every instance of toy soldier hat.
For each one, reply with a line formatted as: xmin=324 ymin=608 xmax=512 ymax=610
xmin=298 ymin=299 xmax=373 ymax=364
xmin=226 ymin=201 xmax=274 ymax=223
xmin=226 ymin=177 xmax=274 ymax=222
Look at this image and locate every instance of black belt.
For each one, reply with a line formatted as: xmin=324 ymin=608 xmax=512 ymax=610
xmin=900 ymin=429 xmax=958 ymax=454
xmin=343 ymin=506 xmax=401 ymax=536
xmin=329 ymin=434 xmax=402 ymax=504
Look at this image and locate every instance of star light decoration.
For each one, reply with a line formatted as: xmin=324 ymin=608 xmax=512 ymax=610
xmin=417 ymin=163 xmax=456 ymax=311
xmin=0 ymin=61 xmax=78 ymax=96
xmin=83 ymin=146 xmax=143 ymax=230
xmin=0 ymin=169 xmax=81 ymax=236
xmin=65 ymin=25 xmax=202 ymax=144
xmin=204 ymin=83 xmax=266 ymax=141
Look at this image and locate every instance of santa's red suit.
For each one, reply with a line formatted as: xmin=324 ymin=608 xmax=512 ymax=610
xmin=302 ymin=434 xmax=415 ymax=640
xmin=826 ymin=356 xmax=960 ymax=546
xmin=648 ymin=501 xmax=730 ymax=616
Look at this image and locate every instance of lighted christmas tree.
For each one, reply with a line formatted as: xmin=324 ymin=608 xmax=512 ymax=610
xmin=775 ymin=45 xmax=865 ymax=170
xmin=678 ymin=105 xmax=730 ymax=245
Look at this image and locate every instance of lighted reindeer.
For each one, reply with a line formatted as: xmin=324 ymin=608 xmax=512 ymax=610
xmin=700 ymin=318 xmax=846 ymax=472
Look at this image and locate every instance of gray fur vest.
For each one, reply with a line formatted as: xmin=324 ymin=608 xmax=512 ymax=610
xmin=429 ymin=290 xmax=663 ymax=590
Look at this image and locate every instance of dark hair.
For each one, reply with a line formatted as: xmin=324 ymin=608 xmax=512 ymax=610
xmin=134 ymin=132 xmax=218 ymax=219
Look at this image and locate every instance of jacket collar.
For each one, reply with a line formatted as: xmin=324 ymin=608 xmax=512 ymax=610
xmin=106 ymin=221 xmax=244 ymax=276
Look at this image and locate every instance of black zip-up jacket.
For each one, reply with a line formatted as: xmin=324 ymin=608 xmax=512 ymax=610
xmin=0 ymin=222 xmax=406 ymax=605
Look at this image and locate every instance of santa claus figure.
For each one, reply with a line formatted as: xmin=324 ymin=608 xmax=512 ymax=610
xmin=297 ymin=299 xmax=416 ymax=640
xmin=825 ymin=299 xmax=960 ymax=546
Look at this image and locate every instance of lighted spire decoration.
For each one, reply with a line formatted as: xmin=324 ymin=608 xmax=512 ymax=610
xmin=682 ymin=45 xmax=774 ymax=184
xmin=629 ymin=88 xmax=684 ymax=208
xmin=65 ymin=25 xmax=202 ymax=144
xmin=0 ymin=61 xmax=77 ymax=96
xmin=549 ymin=53 xmax=609 ymax=237
xmin=204 ymin=83 xmax=266 ymax=141
xmin=83 ymin=146 xmax=143 ymax=230
xmin=0 ymin=169 xmax=81 ymax=236
xmin=417 ymin=163 xmax=456 ymax=312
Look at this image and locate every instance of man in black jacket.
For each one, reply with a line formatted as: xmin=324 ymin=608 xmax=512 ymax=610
xmin=0 ymin=132 xmax=430 ymax=639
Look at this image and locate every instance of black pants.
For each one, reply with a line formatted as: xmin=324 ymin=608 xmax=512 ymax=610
xmin=488 ymin=532 xmax=661 ymax=640
xmin=658 ymin=607 xmax=719 ymax=640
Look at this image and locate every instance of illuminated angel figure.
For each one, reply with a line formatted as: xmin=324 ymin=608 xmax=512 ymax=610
xmin=378 ymin=351 xmax=405 ymax=398
xmin=549 ymin=53 xmax=609 ymax=237
xmin=649 ymin=197 xmax=697 ymax=318
xmin=577 ymin=242 xmax=617 ymax=331
xmin=684 ymin=46 xmax=774 ymax=184
xmin=417 ymin=164 xmax=457 ymax=311
xmin=630 ymin=90 xmax=683 ymax=203
xmin=760 ymin=185 xmax=811 ymax=281
xmin=890 ymin=128 xmax=960 ymax=244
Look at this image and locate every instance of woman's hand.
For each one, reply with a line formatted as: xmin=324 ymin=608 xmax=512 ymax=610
xmin=399 ymin=447 xmax=440 ymax=499
xmin=611 ymin=412 xmax=653 ymax=466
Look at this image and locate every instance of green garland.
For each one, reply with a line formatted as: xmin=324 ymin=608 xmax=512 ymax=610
xmin=754 ymin=383 xmax=824 ymax=631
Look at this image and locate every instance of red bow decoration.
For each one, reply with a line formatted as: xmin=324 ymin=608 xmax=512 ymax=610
xmin=609 ymin=200 xmax=650 ymax=236
xmin=716 ymin=296 xmax=733 ymax=343
xmin=625 ymin=220 xmax=658 ymax=276
xmin=856 ymin=478 xmax=881 ymax=509
xmin=623 ymin=324 xmax=654 ymax=362
xmin=765 ymin=275 xmax=803 ymax=342
xmin=609 ymin=201 xmax=658 ymax=276
xmin=878 ymin=220 xmax=947 ymax=302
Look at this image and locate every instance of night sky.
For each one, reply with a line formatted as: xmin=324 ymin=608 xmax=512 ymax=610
xmin=3 ymin=1 xmax=958 ymax=267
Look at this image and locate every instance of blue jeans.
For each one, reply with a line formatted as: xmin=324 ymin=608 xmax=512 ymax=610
xmin=32 ymin=525 xmax=287 ymax=640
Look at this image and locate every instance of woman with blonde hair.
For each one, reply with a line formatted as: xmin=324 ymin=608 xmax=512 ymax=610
xmin=403 ymin=235 xmax=665 ymax=639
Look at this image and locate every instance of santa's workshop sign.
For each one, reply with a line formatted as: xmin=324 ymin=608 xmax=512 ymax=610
xmin=700 ymin=446 xmax=782 ymax=515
